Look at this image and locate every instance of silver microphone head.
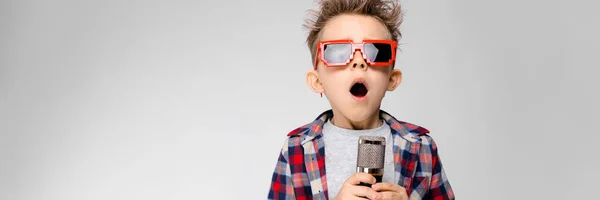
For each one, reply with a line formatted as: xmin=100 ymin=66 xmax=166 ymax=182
xmin=357 ymin=135 xmax=385 ymax=174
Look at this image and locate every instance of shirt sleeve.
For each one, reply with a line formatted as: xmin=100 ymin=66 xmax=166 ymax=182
xmin=423 ymin=138 xmax=455 ymax=200
xmin=268 ymin=149 xmax=296 ymax=200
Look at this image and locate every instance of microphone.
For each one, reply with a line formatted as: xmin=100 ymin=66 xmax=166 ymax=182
xmin=356 ymin=135 xmax=385 ymax=187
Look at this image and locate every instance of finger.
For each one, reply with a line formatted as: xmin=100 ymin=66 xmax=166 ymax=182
xmin=345 ymin=172 xmax=377 ymax=185
xmin=379 ymin=192 xmax=398 ymax=200
xmin=350 ymin=185 xmax=381 ymax=200
xmin=372 ymin=182 xmax=406 ymax=194
xmin=378 ymin=191 xmax=394 ymax=200
xmin=378 ymin=191 xmax=407 ymax=200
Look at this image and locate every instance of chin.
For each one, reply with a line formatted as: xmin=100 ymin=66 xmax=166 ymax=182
xmin=340 ymin=106 xmax=379 ymax=122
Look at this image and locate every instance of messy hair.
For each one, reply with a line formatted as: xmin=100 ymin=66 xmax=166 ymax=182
xmin=303 ymin=0 xmax=403 ymax=62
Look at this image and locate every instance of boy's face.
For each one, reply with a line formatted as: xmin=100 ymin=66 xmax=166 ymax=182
xmin=306 ymin=14 xmax=402 ymax=125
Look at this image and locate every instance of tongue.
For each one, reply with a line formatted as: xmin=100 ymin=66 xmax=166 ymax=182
xmin=351 ymin=84 xmax=368 ymax=97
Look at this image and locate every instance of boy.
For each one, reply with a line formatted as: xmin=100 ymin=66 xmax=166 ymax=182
xmin=268 ymin=0 xmax=454 ymax=199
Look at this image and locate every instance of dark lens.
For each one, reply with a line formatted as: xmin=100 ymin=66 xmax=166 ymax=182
xmin=323 ymin=43 xmax=352 ymax=64
xmin=364 ymin=43 xmax=393 ymax=62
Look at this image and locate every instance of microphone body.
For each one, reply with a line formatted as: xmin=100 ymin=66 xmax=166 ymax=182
xmin=356 ymin=135 xmax=386 ymax=187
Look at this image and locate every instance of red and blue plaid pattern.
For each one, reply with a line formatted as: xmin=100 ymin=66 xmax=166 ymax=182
xmin=268 ymin=110 xmax=454 ymax=200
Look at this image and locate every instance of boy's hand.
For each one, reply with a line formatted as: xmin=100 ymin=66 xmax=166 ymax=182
xmin=333 ymin=172 xmax=381 ymax=200
xmin=371 ymin=182 xmax=408 ymax=200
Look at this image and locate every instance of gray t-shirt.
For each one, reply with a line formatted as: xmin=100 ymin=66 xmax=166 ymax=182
xmin=322 ymin=119 xmax=395 ymax=199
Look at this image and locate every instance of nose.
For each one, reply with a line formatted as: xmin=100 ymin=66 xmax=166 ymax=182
xmin=350 ymin=50 xmax=368 ymax=71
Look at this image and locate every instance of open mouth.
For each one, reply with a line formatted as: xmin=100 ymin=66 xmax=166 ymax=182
xmin=350 ymin=82 xmax=368 ymax=97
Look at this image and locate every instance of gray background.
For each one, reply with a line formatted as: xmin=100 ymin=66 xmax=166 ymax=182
xmin=1 ymin=0 xmax=599 ymax=199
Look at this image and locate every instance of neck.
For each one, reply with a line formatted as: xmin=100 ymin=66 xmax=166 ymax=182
xmin=330 ymin=109 xmax=382 ymax=130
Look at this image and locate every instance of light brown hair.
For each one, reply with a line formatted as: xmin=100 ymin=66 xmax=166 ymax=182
xmin=304 ymin=0 xmax=403 ymax=62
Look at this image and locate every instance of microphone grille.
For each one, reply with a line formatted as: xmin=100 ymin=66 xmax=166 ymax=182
xmin=357 ymin=136 xmax=385 ymax=169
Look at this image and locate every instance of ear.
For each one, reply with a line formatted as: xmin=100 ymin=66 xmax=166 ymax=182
xmin=306 ymin=70 xmax=325 ymax=93
xmin=387 ymin=69 xmax=402 ymax=91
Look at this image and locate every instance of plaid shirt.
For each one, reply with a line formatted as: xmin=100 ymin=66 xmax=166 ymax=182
xmin=268 ymin=110 xmax=454 ymax=200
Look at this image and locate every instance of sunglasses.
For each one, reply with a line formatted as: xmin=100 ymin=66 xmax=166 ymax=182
xmin=314 ymin=39 xmax=397 ymax=70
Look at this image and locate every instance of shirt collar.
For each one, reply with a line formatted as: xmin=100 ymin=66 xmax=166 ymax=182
xmin=288 ymin=109 xmax=430 ymax=144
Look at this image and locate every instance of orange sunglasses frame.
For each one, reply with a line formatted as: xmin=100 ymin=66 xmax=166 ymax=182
xmin=313 ymin=39 xmax=398 ymax=70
